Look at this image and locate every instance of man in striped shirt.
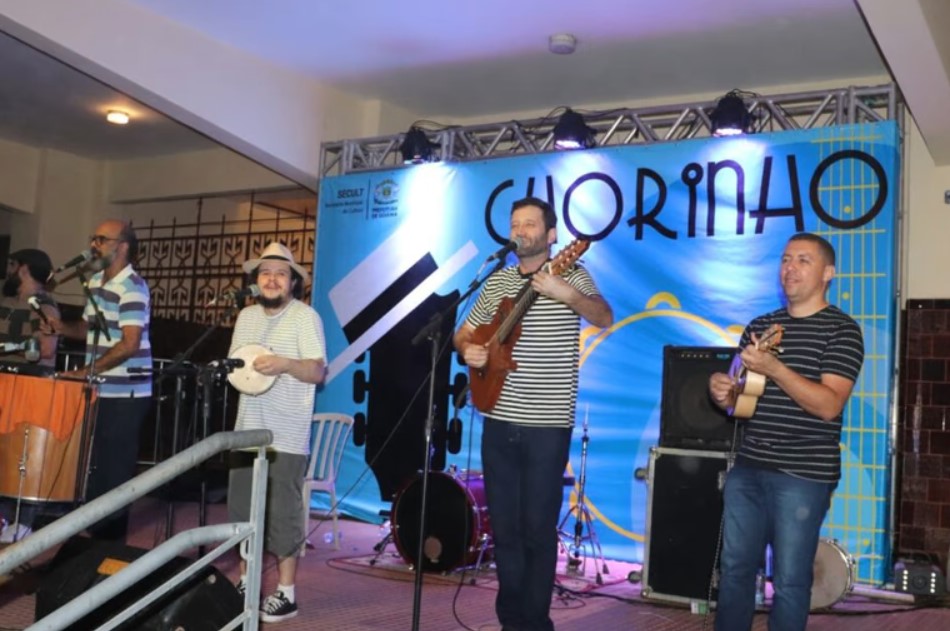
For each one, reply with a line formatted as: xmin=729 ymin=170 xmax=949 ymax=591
xmin=227 ymin=242 xmax=327 ymax=624
xmin=708 ymin=233 xmax=864 ymax=631
xmin=46 ymin=219 xmax=153 ymax=542
xmin=454 ymin=197 xmax=613 ymax=631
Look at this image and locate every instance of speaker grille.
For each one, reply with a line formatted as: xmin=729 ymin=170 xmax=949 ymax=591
xmin=660 ymin=346 xmax=737 ymax=451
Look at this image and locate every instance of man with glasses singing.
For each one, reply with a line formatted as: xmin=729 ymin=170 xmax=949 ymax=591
xmin=43 ymin=219 xmax=152 ymax=542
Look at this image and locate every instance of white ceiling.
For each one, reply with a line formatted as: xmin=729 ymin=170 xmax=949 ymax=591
xmin=0 ymin=30 xmax=218 ymax=159
xmin=2 ymin=0 xmax=946 ymax=164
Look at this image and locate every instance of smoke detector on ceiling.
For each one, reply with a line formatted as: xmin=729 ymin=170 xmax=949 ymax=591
xmin=549 ymin=33 xmax=577 ymax=55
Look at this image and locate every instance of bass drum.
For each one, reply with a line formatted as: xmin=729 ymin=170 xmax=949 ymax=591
xmin=392 ymin=470 xmax=492 ymax=573
xmin=810 ymin=538 xmax=855 ymax=610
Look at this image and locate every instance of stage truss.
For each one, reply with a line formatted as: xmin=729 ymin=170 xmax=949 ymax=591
xmin=320 ymin=83 xmax=898 ymax=176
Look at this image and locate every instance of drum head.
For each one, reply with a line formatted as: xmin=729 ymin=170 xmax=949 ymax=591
xmin=392 ymin=472 xmax=485 ymax=573
xmin=227 ymin=344 xmax=277 ymax=396
xmin=810 ymin=538 xmax=854 ymax=610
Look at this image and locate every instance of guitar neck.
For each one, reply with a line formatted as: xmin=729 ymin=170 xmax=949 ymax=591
xmin=495 ymin=283 xmax=538 ymax=343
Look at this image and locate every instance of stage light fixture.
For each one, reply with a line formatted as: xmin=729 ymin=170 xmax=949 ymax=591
xmin=710 ymin=91 xmax=753 ymax=137
xmin=399 ymin=126 xmax=437 ymax=164
xmin=894 ymin=559 xmax=947 ymax=595
xmin=553 ymin=109 xmax=595 ymax=150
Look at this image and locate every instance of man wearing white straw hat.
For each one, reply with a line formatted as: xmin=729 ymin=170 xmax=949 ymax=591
xmin=226 ymin=241 xmax=327 ymax=624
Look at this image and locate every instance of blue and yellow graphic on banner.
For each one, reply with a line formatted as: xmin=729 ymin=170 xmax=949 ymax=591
xmin=314 ymin=122 xmax=899 ymax=584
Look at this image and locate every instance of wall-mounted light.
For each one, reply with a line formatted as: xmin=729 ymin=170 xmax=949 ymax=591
xmin=553 ymin=109 xmax=595 ymax=150
xmin=106 ymin=110 xmax=130 ymax=125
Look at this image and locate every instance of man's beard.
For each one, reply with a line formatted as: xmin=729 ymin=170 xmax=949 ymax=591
xmin=259 ymin=295 xmax=290 ymax=309
xmin=2 ymin=275 xmax=20 ymax=298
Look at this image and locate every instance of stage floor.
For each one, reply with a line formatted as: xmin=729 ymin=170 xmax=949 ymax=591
xmin=1 ymin=497 xmax=949 ymax=630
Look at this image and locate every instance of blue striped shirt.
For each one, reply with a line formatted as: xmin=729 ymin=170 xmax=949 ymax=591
xmin=84 ymin=264 xmax=152 ymax=398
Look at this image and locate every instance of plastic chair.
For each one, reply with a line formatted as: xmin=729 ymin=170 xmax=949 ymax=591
xmin=302 ymin=412 xmax=353 ymax=554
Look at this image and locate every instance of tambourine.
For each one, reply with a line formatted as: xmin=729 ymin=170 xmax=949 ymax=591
xmin=226 ymin=343 xmax=278 ymax=396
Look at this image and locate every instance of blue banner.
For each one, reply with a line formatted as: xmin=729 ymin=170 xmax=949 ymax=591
xmin=314 ymin=122 xmax=899 ymax=583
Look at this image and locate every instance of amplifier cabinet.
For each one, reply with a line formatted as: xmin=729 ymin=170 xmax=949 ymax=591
xmin=641 ymin=447 xmax=732 ymax=605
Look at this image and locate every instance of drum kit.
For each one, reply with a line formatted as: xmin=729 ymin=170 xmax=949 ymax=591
xmin=752 ymin=537 xmax=857 ymax=610
xmin=810 ymin=538 xmax=857 ymax=610
xmin=0 ymin=364 xmax=100 ymax=541
xmin=390 ymin=468 xmax=493 ymax=574
xmin=370 ymin=467 xmax=494 ymax=575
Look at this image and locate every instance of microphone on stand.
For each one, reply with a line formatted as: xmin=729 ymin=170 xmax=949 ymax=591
xmin=23 ymin=338 xmax=40 ymax=363
xmin=209 ymin=358 xmax=245 ymax=369
xmin=205 ymin=284 xmax=261 ymax=308
xmin=48 ymin=250 xmax=93 ymax=279
xmin=27 ymin=296 xmax=51 ymax=325
xmin=0 ymin=340 xmax=39 ymax=362
xmin=485 ymin=237 xmax=523 ymax=262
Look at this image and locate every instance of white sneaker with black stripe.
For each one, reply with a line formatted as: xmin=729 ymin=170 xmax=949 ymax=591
xmin=260 ymin=590 xmax=298 ymax=623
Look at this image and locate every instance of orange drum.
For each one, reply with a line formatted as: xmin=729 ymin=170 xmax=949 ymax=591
xmin=392 ymin=470 xmax=492 ymax=572
xmin=0 ymin=372 xmax=96 ymax=503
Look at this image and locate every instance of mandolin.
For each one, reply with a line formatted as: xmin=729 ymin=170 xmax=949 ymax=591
xmin=467 ymin=239 xmax=590 ymax=413
xmin=727 ymin=323 xmax=784 ymax=419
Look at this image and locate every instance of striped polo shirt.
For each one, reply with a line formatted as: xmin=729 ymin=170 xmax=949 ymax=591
xmin=736 ymin=305 xmax=864 ymax=483
xmin=464 ymin=262 xmax=601 ymax=428
xmin=84 ymin=264 xmax=152 ymax=398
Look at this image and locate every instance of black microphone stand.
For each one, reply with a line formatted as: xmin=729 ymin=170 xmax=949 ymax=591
xmin=157 ymin=299 xmax=243 ymax=541
xmin=407 ymin=256 xmax=507 ymax=631
xmin=73 ymin=267 xmax=111 ymax=504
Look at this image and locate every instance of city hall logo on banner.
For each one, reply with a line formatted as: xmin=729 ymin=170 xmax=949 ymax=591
xmin=374 ymin=179 xmax=399 ymax=205
xmin=372 ymin=178 xmax=399 ymax=218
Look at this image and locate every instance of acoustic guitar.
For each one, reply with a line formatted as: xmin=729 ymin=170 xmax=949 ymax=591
xmin=727 ymin=323 xmax=784 ymax=419
xmin=467 ymin=239 xmax=590 ymax=413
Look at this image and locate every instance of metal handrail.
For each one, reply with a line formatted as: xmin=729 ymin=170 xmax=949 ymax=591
xmin=0 ymin=429 xmax=272 ymax=631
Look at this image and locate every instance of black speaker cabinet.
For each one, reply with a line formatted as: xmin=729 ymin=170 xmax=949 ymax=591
xmin=641 ymin=447 xmax=730 ymax=604
xmin=660 ymin=345 xmax=737 ymax=451
xmin=36 ymin=537 xmax=242 ymax=630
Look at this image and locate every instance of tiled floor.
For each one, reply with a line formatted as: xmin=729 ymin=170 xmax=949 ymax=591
xmin=1 ymin=497 xmax=949 ymax=630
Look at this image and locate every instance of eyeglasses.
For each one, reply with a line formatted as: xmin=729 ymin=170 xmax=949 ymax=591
xmin=89 ymin=235 xmax=121 ymax=245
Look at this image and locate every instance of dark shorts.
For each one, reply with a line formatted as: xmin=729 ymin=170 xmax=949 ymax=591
xmin=227 ymin=450 xmax=307 ymax=559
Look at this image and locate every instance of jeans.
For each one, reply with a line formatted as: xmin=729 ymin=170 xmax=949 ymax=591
xmin=715 ymin=463 xmax=834 ymax=631
xmin=482 ymin=418 xmax=572 ymax=631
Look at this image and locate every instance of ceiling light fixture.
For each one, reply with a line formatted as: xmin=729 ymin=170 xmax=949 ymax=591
xmin=552 ymin=109 xmax=595 ymax=150
xmin=106 ymin=110 xmax=130 ymax=125
xmin=710 ymin=91 xmax=753 ymax=137
xmin=549 ymin=33 xmax=577 ymax=55
xmin=399 ymin=126 xmax=437 ymax=164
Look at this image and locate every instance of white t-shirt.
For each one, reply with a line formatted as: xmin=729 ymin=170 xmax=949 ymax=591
xmin=229 ymin=300 xmax=327 ymax=454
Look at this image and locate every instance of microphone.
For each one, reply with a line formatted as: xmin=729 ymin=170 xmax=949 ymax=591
xmin=23 ymin=338 xmax=40 ymax=363
xmin=0 ymin=341 xmax=28 ymax=353
xmin=209 ymin=358 xmax=246 ymax=369
xmin=485 ymin=237 xmax=523 ymax=262
xmin=27 ymin=296 xmax=50 ymax=325
xmin=205 ymin=284 xmax=261 ymax=308
xmin=50 ymin=250 xmax=93 ymax=277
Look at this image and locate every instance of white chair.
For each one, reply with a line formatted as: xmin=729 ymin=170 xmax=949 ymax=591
xmin=302 ymin=412 xmax=354 ymax=554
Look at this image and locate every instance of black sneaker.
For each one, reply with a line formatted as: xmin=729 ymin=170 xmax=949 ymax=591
xmin=260 ymin=590 xmax=298 ymax=623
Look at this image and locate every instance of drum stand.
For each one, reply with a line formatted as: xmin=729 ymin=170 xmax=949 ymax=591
xmin=558 ymin=413 xmax=608 ymax=585
xmin=7 ymin=428 xmax=33 ymax=543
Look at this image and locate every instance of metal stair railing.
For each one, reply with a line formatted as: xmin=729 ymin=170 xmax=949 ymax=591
xmin=0 ymin=429 xmax=272 ymax=631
